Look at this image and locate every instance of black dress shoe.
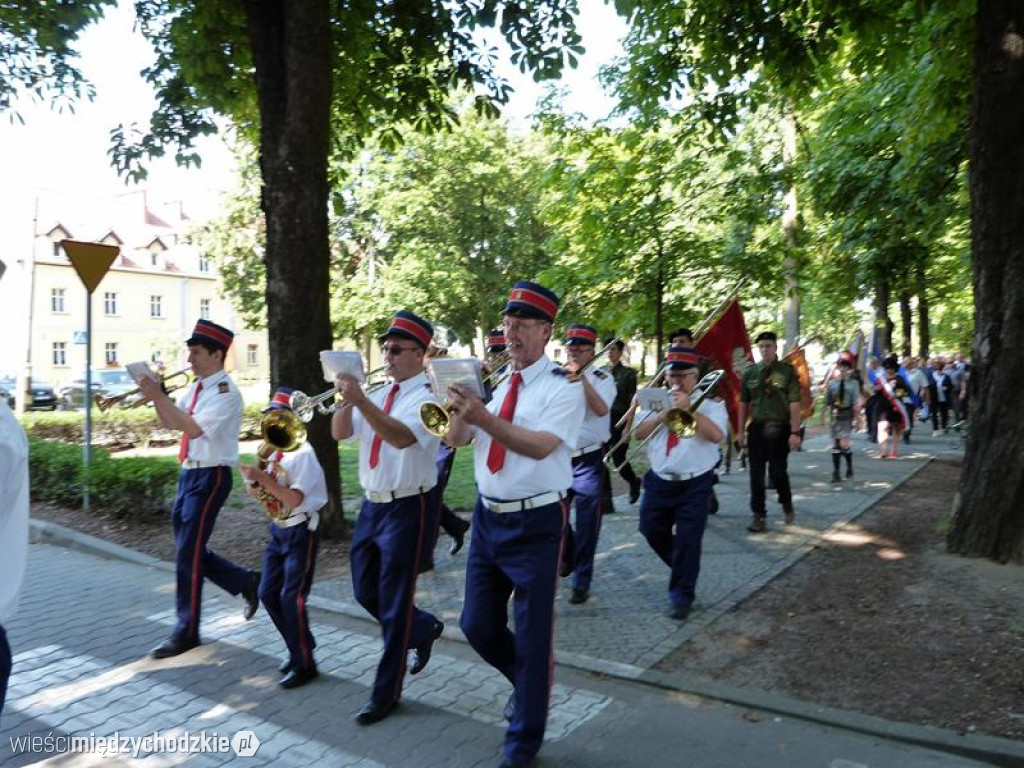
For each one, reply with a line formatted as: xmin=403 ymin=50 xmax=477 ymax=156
xmin=278 ymin=658 xmax=293 ymax=675
xmin=503 ymin=691 xmax=516 ymax=721
xmin=497 ymin=759 xmax=533 ymax=768
xmin=558 ymin=559 xmax=573 ymax=578
xmin=242 ymin=571 xmax=261 ymax=621
xmin=355 ymin=699 xmax=398 ymax=725
xmin=668 ymin=604 xmax=691 ymax=620
xmin=568 ymin=588 xmax=588 ymax=605
xmin=628 ymin=479 xmax=641 ymax=505
xmin=409 ymin=620 xmax=444 ymax=675
xmin=151 ymin=637 xmax=199 ymax=659
xmin=279 ymin=665 xmax=318 ymax=689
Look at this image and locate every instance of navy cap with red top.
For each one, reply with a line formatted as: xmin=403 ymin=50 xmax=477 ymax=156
xmin=665 ymin=345 xmax=700 ymax=371
xmin=186 ymin=319 xmax=235 ymax=351
xmin=564 ymin=324 xmax=598 ymax=346
xmin=263 ymin=387 xmax=294 ymax=412
xmin=502 ymin=280 xmax=559 ymax=323
xmin=486 ymin=329 xmax=506 ymax=352
xmin=378 ymin=310 xmax=433 ymax=349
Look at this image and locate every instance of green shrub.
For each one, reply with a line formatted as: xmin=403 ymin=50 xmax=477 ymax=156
xmin=28 ymin=438 xmax=179 ymax=521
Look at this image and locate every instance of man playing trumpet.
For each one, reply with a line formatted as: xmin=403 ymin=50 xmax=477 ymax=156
xmin=444 ymin=281 xmax=584 ymax=768
xmin=330 ymin=310 xmax=444 ymax=726
xmin=139 ymin=319 xmax=261 ymax=659
xmin=633 ymin=347 xmax=727 ymax=620
xmin=241 ymin=388 xmax=328 ymax=689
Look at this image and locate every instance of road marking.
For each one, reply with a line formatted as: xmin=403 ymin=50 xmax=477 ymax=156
xmin=9 ymin=645 xmax=384 ymax=768
xmin=147 ymin=607 xmax=612 ymax=740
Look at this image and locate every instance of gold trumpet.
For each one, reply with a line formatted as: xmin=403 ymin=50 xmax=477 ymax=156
xmin=94 ymin=367 xmax=191 ymax=412
xmin=606 ymin=369 xmax=725 ymax=472
xmin=289 ymin=366 xmax=389 ymax=423
xmin=420 ymin=356 xmax=513 ymax=439
xmin=251 ymin=408 xmax=307 ymax=521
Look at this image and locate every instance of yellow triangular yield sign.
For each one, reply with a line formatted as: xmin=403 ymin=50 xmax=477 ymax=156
xmin=62 ymin=240 xmax=119 ymax=294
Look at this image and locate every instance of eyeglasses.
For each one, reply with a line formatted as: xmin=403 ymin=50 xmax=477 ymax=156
xmin=380 ymin=345 xmax=420 ymax=356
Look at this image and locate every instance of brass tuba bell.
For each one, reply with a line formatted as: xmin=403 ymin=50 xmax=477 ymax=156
xmin=252 ymin=409 xmax=307 ymax=521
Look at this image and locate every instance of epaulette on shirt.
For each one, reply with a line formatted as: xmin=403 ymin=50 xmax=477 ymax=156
xmin=591 ymin=369 xmax=608 ymax=380
xmin=218 ymin=381 xmax=230 ymax=394
xmin=550 ymin=367 xmax=569 ymax=378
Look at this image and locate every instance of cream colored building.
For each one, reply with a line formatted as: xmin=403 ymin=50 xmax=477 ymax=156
xmin=13 ymin=190 xmax=268 ymax=392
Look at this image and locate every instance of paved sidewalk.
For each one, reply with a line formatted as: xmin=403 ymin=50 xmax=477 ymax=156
xmin=6 ymin=429 xmax=1021 ymax=767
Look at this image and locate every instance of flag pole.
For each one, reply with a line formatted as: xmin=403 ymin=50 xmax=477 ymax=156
xmin=693 ymin=276 xmax=747 ymax=344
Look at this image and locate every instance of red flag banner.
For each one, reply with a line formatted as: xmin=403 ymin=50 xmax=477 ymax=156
xmin=695 ymin=299 xmax=753 ymax=436
xmin=783 ymin=346 xmax=815 ymax=421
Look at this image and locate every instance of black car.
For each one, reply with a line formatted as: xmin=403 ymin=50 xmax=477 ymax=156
xmin=0 ymin=376 xmax=14 ymax=408
xmin=27 ymin=381 xmax=58 ymax=411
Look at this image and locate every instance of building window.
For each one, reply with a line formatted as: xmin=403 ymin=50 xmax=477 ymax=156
xmin=247 ymin=344 xmax=258 ymax=366
xmin=199 ymin=298 xmax=211 ymax=320
xmin=150 ymin=295 xmax=163 ymax=318
xmin=105 ymin=342 xmax=118 ymax=366
xmin=53 ymin=342 xmax=67 ymax=366
xmin=104 ymin=292 xmax=118 ymax=315
xmin=199 ymin=254 xmax=210 ymax=273
xmin=52 ymin=241 xmax=62 ymax=258
xmin=151 ymin=252 xmax=159 ymax=267
xmin=51 ymin=288 xmax=66 ymax=313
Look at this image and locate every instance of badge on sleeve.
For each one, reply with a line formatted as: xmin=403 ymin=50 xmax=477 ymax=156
xmin=218 ymin=381 xmax=230 ymax=394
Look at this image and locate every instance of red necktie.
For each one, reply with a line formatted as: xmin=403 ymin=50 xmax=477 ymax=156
xmin=665 ymin=429 xmax=679 ymax=455
xmin=178 ymin=380 xmax=204 ymax=463
xmin=369 ymin=383 xmax=400 ymax=469
xmin=487 ymin=372 xmax=522 ymax=473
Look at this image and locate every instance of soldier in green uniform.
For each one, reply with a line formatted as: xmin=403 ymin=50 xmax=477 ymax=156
xmin=738 ymin=331 xmax=803 ymax=532
xmin=604 ymin=338 xmax=641 ymax=503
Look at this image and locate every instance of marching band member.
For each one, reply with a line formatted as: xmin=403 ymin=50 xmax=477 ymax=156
xmin=140 ymin=319 xmax=260 ymax=659
xmin=738 ymin=331 xmax=803 ymax=532
xmin=826 ymin=352 xmax=859 ymax=482
xmin=240 ymin=388 xmax=328 ymax=689
xmin=445 ymin=281 xmax=584 ymax=768
xmin=330 ymin=310 xmax=444 ymax=726
xmin=633 ymin=347 xmax=726 ymax=620
xmin=603 ymin=338 xmax=641 ymax=504
xmin=560 ymin=324 xmax=616 ymax=605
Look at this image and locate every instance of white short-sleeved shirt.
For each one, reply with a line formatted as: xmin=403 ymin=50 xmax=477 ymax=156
xmin=0 ymin=400 xmax=29 ymax=624
xmin=176 ymin=370 xmax=243 ymax=466
xmin=471 ymin=355 xmax=585 ymax=499
xmin=642 ymin=397 xmax=728 ymax=477
xmin=576 ymin=368 xmax=617 ymax=449
xmin=266 ymin=441 xmax=329 ymax=531
xmin=348 ymin=371 xmax=441 ymax=493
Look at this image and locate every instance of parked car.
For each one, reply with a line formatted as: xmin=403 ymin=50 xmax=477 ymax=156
xmin=58 ymin=369 xmax=139 ymax=410
xmin=27 ymin=381 xmax=58 ymax=411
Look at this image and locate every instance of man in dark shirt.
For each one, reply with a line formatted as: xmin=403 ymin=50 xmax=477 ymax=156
xmin=604 ymin=338 xmax=641 ymax=504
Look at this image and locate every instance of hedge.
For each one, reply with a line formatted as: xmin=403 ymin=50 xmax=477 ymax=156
xmin=29 ymin=438 xmax=181 ymax=521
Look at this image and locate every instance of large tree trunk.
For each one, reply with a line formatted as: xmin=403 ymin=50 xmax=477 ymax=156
xmin=916 ymin=260 xmax=930 ymax=359
xmin=947 ymin=0 xmax=1024 ymax=563
xmin=244 ymin=0 xmax=344 ymax=537
xmin=899 ymin=290 xmax=912 ymax=357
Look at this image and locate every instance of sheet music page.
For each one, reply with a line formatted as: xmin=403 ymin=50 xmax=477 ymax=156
xmin=320 ymin=350 xmax=365 ymax=384
xmin=125 ymin=361 xmax=159 ymax=384
xmin=427 ymin=358 xmax=484 ymax=399
xmin=638 ymin=387 xmax=674 ymax=414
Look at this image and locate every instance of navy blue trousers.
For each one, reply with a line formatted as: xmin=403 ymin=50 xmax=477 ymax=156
xmin=460 ymin=496 xmax=566 ymax=766
xmin=172 ymin=466 xmax=252 ymax=642
xmin=351 ymin=490 xmax=440 ymax=706
xmin=638 ymin=470 xmax=714 ymax=609
xmin=562 ymin=451 xmax=606 ymax=592
xmin=259 ymin=522 xmax=319 ymax=671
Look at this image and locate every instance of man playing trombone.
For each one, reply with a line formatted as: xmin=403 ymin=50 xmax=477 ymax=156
xmin=559 ymin=324 xmax=617 ymax=605
xmin=632 ymin=347 xmax=727 ymax=620
xmin=139 ymin=319 xmax=261 ymax=659
xmin=330 ymin=310 xmax=444 ymax=726
xmin=443 ymin=281 xmax=584 ymax=768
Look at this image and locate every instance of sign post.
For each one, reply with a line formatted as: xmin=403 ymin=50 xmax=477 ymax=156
xmin=62 ymin=240 xmax=119 ymax=512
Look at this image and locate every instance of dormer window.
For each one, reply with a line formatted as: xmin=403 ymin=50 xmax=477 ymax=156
xmin=151 ymin=252 xmax=159 ymax=267
xmin=199 ymin=254 xmax=210 ymax=273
